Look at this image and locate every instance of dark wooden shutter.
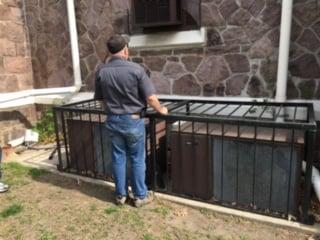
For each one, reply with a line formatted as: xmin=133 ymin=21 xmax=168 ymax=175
xmin=181 ymin=0 xmax=201 ymax=27
xmin=133 ymin=0 xmax=181 ymax=27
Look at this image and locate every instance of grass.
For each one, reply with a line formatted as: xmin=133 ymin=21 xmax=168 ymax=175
xmin=0 ymin=203 xmax=23 ymax=219
xmin=39 ymin=230 xmax=57 ymax=240
xmin=0 ymin=162 xmax=310 ymax=240
xmin=143 ymin=233 xmax=157 ymax=240
xmin=105 ymin=206 xmax=120 ymax=215
xmin=2 ymin=162 xmax=47 ymax=186
xmin=239 ymin=236 xmax=251 ymax=240
xmin=151 ymin=205 xmax=171 ymax=217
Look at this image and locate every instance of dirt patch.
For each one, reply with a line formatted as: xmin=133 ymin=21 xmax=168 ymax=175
xmin=0 ymin=163 xmax=315 ymax=240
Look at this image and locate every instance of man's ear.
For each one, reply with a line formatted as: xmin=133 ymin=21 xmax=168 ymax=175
xmin=124 ymin=46 xmax=129 ymax=59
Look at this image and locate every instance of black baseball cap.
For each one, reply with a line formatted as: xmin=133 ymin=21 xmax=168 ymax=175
xmin=106 ymin=34 xmax=129 ymax=54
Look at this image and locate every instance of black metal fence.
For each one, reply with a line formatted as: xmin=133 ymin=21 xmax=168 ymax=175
xmin=54 ymin=98 xmax=317 ymax=224
xmin=53 ymin=99 xmax=165 ymax=185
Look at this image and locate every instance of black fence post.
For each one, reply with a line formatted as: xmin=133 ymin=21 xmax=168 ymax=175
xmin=150 ymin=117 xmax=157 ymax=190
xmin=53 ymin=108 xmax=63 ymax=170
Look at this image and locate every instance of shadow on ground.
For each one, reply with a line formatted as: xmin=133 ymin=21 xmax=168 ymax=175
xmin=35 ymin=172 xmax=116 ymax=203
xmin=3 ymin=162 xmax=117 ymax=205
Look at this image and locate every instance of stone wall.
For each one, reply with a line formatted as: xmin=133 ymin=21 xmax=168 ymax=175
xmin=0 ymin=0 xmax=33 ymax=93
xmin=24 ymin=0 xmax=73 ymax=88
xmin=0 ymin=0 xmax=36 ymax=145
xmin=74 ymin=0 xmax=320 ymax=99
xmin=75 ymin=0 xmax=129 ymax=90
xmin=17 ymin=0 xmax=320 ymax=98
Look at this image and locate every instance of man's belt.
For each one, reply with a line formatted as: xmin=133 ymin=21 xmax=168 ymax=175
xmin=131 ymin=114 xmax=141 ymax=119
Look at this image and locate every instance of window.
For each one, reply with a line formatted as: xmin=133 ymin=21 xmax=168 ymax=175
xmin=130 ymin=0 xmax=201 ymax=34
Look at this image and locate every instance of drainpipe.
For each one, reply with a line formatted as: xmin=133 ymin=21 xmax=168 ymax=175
xmin=0 ymin=0 xmax=82 ymax=109
xmin=274 ymin=3 xmax=320 ymax=203
xmin=66 ymin=0 xmax=82 ymax=91
xmin=275 ymin=0 xmax=293 ymax=102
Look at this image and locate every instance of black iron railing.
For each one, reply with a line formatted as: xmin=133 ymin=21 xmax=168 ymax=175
xmin=53 ymin=98 xmax=317 ymax=224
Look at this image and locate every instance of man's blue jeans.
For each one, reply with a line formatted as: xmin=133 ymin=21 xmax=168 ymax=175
xmin=106 ymin=115 xmax=147 ymax=199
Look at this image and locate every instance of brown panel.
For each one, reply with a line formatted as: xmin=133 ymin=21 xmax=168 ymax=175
xmin=67 ymin=119 xmax=96 ymax=174
xmin=171 ymin=132 xmax=212 ymax=200
xmin=171 ymin=132 xmax=183 ymax=194
xmin=146 ymin=121 xmax=167 ymax=187
xmin=192 ymin=134 xmax=212 ymax=199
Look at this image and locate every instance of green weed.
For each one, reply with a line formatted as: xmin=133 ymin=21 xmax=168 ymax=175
xmin=0 ymin=203 xmax=23 ymax=219
xmin=143 ymin=233 xmax=157 ymax=240
xmin=105 ymin=207 xmax=119 ymax=215
xmin=39 ymin=230 xmax=57 ymax=240
xmin=33 ymin=109 xmax=56 ymax=143
xmin=151 ymin=206 xmax=170 ymax=217
xmin=2 ymin=162 xmax=47 ymax=186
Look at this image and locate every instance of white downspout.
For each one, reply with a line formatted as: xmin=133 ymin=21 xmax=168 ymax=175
xmin=0 ymin=0 xmax=81 ymax=109
xmin=66 ymin=0 xmax=82 ymax=91
xmin=275 ymin=0 xmax=293 ymax=102
xmin=275 ymin=1 xmax=320 ymax=202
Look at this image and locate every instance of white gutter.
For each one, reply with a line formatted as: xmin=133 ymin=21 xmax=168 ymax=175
xmin=0 ymin=0 xmax=81 ymax=110
xmin=275 ymin=0 xmax=293 ymax=102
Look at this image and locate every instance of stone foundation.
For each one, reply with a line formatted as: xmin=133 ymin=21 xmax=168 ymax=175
xmin=0 ymin=105 xmax=38 ymax=146
xmin=0 ymin=0 xmax=36 ymax=145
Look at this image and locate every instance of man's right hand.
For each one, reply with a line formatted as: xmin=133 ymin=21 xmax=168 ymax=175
xmin=147 ymin=95 xmax=169 ymax=115
xmin=159 ymin=106 xmax=168 ymax=115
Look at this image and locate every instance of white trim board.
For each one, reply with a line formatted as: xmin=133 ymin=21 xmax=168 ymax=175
xmin=128 ymin=27 xmax=206 ymax=50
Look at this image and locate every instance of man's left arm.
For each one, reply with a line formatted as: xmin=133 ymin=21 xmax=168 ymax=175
xmin=94 ymin=72 xmax=105 ymax=111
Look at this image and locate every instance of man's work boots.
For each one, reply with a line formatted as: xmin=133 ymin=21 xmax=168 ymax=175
xmin=134 ymin=191 xmax=154 ymax=208
xmin=115 ymin=196 xmax=127 ymax=205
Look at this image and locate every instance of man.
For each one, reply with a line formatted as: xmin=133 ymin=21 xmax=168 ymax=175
xmin=94 ymin=34 xmax=168 ymax=207
xmin=0 ymin=146 xmax=9 ymax=193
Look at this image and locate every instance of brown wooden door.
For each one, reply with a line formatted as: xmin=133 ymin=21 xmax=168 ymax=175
xmin=171 ymin=133 xmax=212 ymax=200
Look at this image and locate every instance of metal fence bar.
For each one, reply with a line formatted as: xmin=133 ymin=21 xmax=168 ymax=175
xmin=201 ymin=104 xmax=217 ymax=115
xmin=269 ymin=127 xmax=276 ymax=211
xmin=98 ymin=113 xmax=107 ymax=176
xmin=293 ymin=106 xmax=298 ymax=122
xmin=149 ymin=117 xmax=157 ymax=190
xmin=227 ymin=104 xmax=242 ymax=117
xmin=165 ymin=120 xmax=172 ymax=191
xmin=252 ymin=125 xmax=257 ymax=208
xmin=89 ymin=112 xmax=96 ymax=178
xmin=213 ymin=104 xmax=228 ymax=116
xmin=236 ymin=123 xmax=240 ymax=204
xmin=189 ymin=103 xmax=206 ymax=113
xmin=61 ymin=111 xmax=70 ymax=169
xmin=53 ymin=109 xmax=63 ymax=170
xmin=274 ymin=105 xmax=283 ymax=120
xmin=221 ymin=123 xmax=224 ymax=201
xmin=286 ymin=129 xmax=295 ymax=216
xmin=243 ymin=105 xmax=255 ymax=118
xmin=258 ymin=105 xmax=268 ymax=120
